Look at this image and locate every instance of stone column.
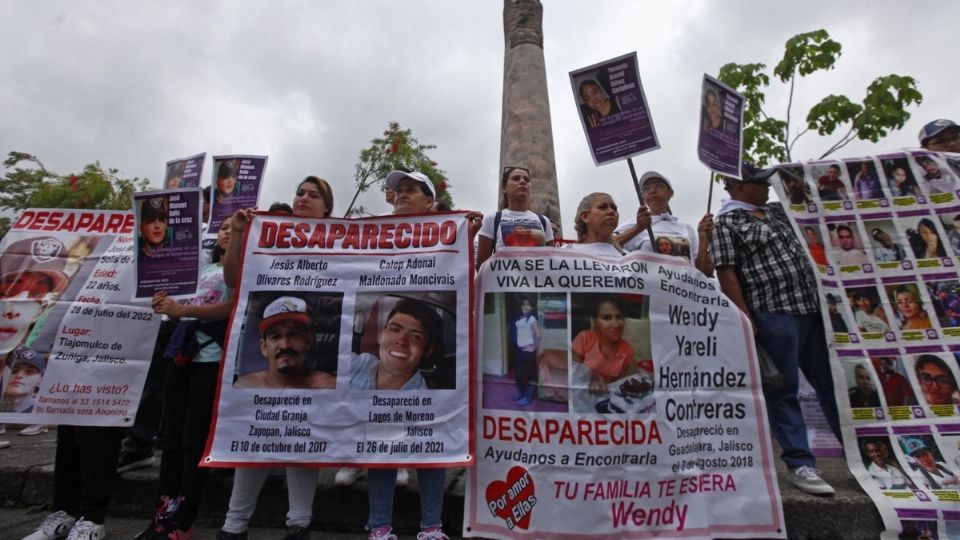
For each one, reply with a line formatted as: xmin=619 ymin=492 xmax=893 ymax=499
xmin=500 ymin=0 xmax=562 ymax=234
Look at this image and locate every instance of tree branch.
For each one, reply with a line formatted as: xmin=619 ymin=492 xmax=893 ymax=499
xmin=818 ymin=126 xmax=857 ymax=159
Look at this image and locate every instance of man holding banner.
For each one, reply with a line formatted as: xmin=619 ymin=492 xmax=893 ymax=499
xmin=711 ymin=163 xmax=842 ymax=495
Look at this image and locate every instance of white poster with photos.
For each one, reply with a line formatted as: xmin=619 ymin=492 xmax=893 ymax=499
xmin=202 ymin=212 xmax=472 ymax=467
xmin=771 ymin=151 xmax=960 ymax=539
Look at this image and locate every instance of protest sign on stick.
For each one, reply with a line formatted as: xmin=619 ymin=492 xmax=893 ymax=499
xmin=203 ymin=212 xmax=473 ymax=467
xmin=206 ymin=155 xmax=266 ymax=235
xmin=698 ymin=74 xmax=745 ymax=211
xmin=163 ymin=152 xmax=205 ymax=189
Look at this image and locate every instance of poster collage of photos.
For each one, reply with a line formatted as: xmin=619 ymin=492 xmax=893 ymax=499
xmin=772 ymin=150 xmax=960 ymax=538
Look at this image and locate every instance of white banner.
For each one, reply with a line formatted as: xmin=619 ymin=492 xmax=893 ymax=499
xmin=465 ymin=249 xmax=784 ymax=539
xmin=0 ymin=209 xmax=160 ymax=426
xmin=203 ymin=212 xmax=473 ymax=467
xmin=770 ymin=151 xmax=960 ymax=539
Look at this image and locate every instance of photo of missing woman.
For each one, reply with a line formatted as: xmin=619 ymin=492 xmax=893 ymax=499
xmin=881 ymin=155 xmax=922 ymax=198
xmin=576 ymin=76 xmax=621 ymax=129
xmin=903 ymin=215 xmax=951 ymax=261
xmin=480 ymin=293 xmax=568 ymax=413
xmin=884 ymin=283 xmax=936 ymax=332
xmin=569 ymin=293 xmax=651 ymax=414
xmin=349 ymin=291 xmax=456 ymax=391
xmin=908 ymin=354 xmax=960 ymax=408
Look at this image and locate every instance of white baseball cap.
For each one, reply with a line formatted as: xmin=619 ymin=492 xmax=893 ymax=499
xmin=259 ymin=296 xmax=310 ymax=335
xmin=385 ymin=170 xmax=436 ymax=199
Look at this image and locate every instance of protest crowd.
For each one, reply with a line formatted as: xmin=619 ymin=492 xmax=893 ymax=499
xmin=1 ymin=117 xmax=959 ymax=540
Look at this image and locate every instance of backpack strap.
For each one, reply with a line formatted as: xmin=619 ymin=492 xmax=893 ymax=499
xmin=492 ymin=210 xmax=503 ymax=252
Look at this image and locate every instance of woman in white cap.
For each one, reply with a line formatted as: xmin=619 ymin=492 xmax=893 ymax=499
xmin=613 ymin=171 xmax=714 ymax=275
xmin=218 ymin=176 xmax=335 ymax=540
xmin=362 ymin=169 xmax=479 ymax=540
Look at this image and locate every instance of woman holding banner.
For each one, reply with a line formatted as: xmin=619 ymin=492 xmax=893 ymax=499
xmin=476 ymin=166 xmax=554 ymax=268
xmin=613 ymin=171 xmax=714 ymax=275
xmin=135 ymin=218 xmax=233 ymax=539
xmin=218 ymin=176 xmax=334 ymax=540
xmin=569 ymin=192 xmax=625 ymax=258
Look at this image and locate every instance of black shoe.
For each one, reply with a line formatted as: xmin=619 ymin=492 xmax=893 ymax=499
xmin=281 ymin=525 xmax=309 ymax=540
xmin=216 ymin=530 xmax=248 ymax=540
xmin=117 ymin=450 xmax=154 ymax=473
xmin=132 ymin=522 xmax=166 ymax=540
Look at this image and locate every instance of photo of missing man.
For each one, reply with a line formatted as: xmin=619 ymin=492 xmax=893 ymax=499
xmin=569 ymin=293 xmax=651 ymax=415
xmin=845 ymin=286 xmax=892 ymax=336
xmin=811 ymin=162 xmax=850 ymax=202
xmin=233 ymin=292 xmax=343 ymax=389
xmin=845 ymin=360 xmax=881 ymax=409
xmin=138 ymin=195 xmax=171 ymax=258
xmin=827 ymin=222 xmax=869 ymax=267
xmin=858 ymin=436 xmax=915 ymax=490
xmin=846 ymin=159 xmax=886 ymax=201
xmin=862 ymin=219 xmax=907 ymax=264
xmin=348 ymin=291 xmax=456 ymax=391
xmin=898 ymin=435 xmax=959 ymax=490
xmin=165 ymin=161 xmax=185 ymax=190
xmin=0 ymin=347 xmax=46 ymax=413
xmin=778 ymin=166 xmax=812 ymax=206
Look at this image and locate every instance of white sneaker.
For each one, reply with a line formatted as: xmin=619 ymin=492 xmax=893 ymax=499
xmin=65 ymin=519 xmax=105 ymax=540
xmin=368 ymin=527 xmax=397 ymax=540
xmin=788 ymin=466 xmax=835 ymax=496
xmin=395 ymin=468 xmax=409 ymax=488
xmin=334 ymin=467 xmax=365 ymax=486
xmin=0 ymin=423 xmax=6 ymax=434
xmin=0 ymin=440 xmax=10 ymax=449
xmin=19 ymin=425 xmax=49 ymax=436
xmin=22 ymin=510 xmax=76 ymax=540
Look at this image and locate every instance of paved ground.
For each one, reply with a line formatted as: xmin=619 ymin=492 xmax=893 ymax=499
xmin=0 ymin=427 xmax=885 ymax=539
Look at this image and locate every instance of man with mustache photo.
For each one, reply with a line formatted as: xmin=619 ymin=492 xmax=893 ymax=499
xmin=234 ymin=296 xmax=335 ymax=389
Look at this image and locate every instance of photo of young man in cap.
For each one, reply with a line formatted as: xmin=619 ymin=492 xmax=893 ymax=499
xmin=165 ymin=161 xmax=185 ymax=190
xmin=215 ymin=160 xmax=238 ymax=205
xmin=0 ymin=347 xmax=46 ymax=413
xmin=234 ymin=295 xmax=336 ymax=389
xmin=0 ymin=236 xmax=70 ymax=355
xmin=138 ymin=195 xmax=170 ymax=258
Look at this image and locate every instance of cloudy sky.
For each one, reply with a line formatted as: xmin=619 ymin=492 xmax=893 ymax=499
xmin=2 ymin=0 xmax=955 ymax=232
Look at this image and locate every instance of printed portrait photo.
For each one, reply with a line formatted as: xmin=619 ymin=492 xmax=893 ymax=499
xmin=914 ymin=153 xmax=958 ymax=195
xmin=884 ymin=283 xmax=936 ymax=332
xmin=0 ymin=347 xmax=47 ymax=413
xmin=777 ymin=166 xmax=812 ymax=206
xmin=862 ymin=219 xmax=907 ymax=264
xmin=574 ymin=73 xmax=621 ymax=129
xmin=811 ymin=162 xmax=850 ymax=202
xmin=137 ymin=195 xmax=171 ymax=258
xmin=924 ymin=279 xmax=960 ymax=329
xmin=937 ymin=210 xmax=960 ymax=256
xmin=827 ymin=222 xmax=869 ymax=267
xmin=845 ymin=286 xmax=893 ymax=336
xmin=907 ymin=354 xmax=960 ymax=408
xmin=902 ymin=215 xmax=951 ymax=261
xmin=857 ymin=435 xmax=916 ymax=490
xmin=348 ymin=291 xmax=456 ymax=391
xmin=897 ymin=434 xmax=960 ymax=490
xmin=801 ymin=224 xmax=829 ymax=267
xmin=845 ymin=360 xmax=881 ymax=409
xmin=481 ymin=292 xmax=569 ymax=413
xmin=881 ymin=154 xmax=922 ymax=198
xmin=869 ymin=357 xmax=917 ymax=407
xmin=823 ymin=290 xmax=851 ymax=335
xmin=568 ymin=293 xmax=651 ymax=415
xmin=233 ymin=291 xmax=343 ymax=390
xmin=846 ymin=159 xmax=886 ymax=201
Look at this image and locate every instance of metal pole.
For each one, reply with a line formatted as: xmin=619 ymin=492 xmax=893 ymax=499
xmin=626 ymin=157 xmax=657 ymax=251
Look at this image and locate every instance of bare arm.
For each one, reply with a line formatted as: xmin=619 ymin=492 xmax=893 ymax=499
xmin=695 ymin=213 xmax=715 ymax=277
xmin=716 ymin=265 xmax=756 ymax=334
xmin=153 ymin=291 xmax=233 ymax=320
xmin=223 ymin=208 xmax=254 ymax=288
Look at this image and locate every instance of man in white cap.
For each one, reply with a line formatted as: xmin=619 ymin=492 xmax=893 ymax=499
xmin=234 ymin=296 xmax=335 ymax=389
xmin=919 ymin=119 xmax=960 ymax=153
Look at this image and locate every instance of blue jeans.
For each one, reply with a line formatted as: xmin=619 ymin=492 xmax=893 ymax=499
xmin=367 ymin=467 xmax=445 ymax=529
xmin=754 ymin=312 xmax=841 ymax=469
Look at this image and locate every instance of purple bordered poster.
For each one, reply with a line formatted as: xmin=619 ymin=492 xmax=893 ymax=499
xmin=697 ymin=74 xmax=745 ymax=179
xmin=569 ymin=52 xmax=660 ymax=166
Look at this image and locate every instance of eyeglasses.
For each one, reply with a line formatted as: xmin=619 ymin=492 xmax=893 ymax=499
xmin=917 ymin=372 xmax=954 ymax=387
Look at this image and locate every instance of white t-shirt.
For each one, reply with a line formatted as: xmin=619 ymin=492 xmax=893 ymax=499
xmin=515 ymin=315 xmax=537 ymax=349
xmin=478 ymin=209 xmax=554 ymax=250
xmin=567 ymin=242 xmax=624 ymax=259
xmin=615 ymin=214 xmax=698 ymax=264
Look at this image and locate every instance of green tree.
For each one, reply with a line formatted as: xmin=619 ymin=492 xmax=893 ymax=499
xmin=0 ymin=151 xmax=149 ymax=237
xmin=717 ymin=29 xmax=923 ymax=166
xmin=345 ymin=122 xmax=454 ymax=216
